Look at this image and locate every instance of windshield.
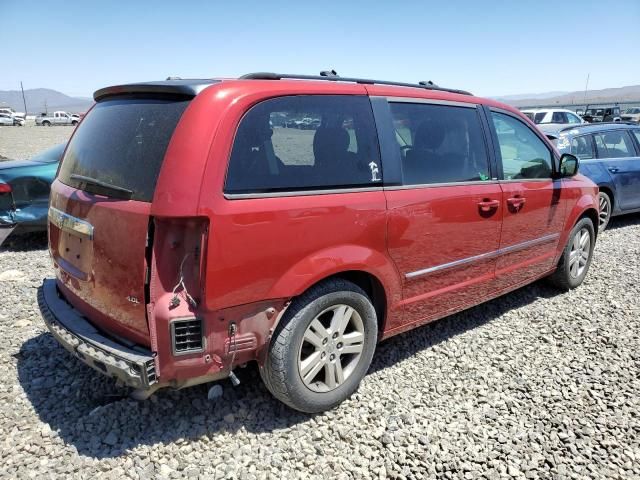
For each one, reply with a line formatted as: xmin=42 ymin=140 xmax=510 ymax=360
xmin=624 ymin=108 xmax=640 ymax=114
xmin=58 ymin=97 xmax=190 ymax=201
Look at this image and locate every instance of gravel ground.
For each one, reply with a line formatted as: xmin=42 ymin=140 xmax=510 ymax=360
xmin=0 ymin=136 xmax=639 ymax=479
xmin=0 ymin=124 xmax=74 ymax=161
xmin=0 ymin=219 xmax=638 ymax=479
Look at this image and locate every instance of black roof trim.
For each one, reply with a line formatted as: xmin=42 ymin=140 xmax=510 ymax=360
xmin=559 ymin=121 xmax=638 ymax=133
xmin=239 ymin=72 xmax=472 ymax=96
xmin=94 ymin=80 xmax=220 ymax=101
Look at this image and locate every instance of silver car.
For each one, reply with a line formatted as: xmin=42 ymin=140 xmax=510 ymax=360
xmin=521 ymin=108 xmax=585 ymax=136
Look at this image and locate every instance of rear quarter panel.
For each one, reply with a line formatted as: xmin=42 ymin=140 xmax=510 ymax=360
xmin=188 ymin=81 xmax=404 ymax=330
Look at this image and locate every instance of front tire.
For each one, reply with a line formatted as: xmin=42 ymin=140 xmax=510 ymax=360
xmin=260 ymin=279 xmax=377 ymax=413
xmin=548 ymin=217 xmax=595 ymax=290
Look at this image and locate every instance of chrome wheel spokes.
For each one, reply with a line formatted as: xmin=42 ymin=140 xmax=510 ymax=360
xmin=569 ymin=228 xmax=590 ymax=278
xmin=298 ymin=304 xmax=365 ymax=392
xmin=598 ymin=194 xmax=610 ymax=229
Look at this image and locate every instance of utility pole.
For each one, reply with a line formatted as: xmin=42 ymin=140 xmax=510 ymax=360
xmin=582 ymin=73 xmax=590 ymax=107
xmin=20 ymin=81 xmax=27 ymax=116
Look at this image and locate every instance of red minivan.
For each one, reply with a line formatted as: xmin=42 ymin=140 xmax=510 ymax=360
xmin=39 ymin=73 xmax=599 ymax=413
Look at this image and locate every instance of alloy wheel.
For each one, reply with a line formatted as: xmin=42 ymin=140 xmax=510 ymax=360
xmin=298 ymin=304 xmax=365 ymax=393
xmin=598 ymin=193 xmax=610 ymax=231
xmin=569 ymin=227 xmax=590 ymax=278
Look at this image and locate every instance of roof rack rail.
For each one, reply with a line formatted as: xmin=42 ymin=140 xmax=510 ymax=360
xmin=558 ymin=121 xmax=637 ymax=133
xmin=239 ymin=71 xmax=472 ymax=96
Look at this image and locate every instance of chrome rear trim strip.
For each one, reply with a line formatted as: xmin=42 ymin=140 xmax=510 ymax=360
xmin=405 ymin=233 xmax=560 ymax=279
xmin=48 ymin=207 xmax=94 ymax=239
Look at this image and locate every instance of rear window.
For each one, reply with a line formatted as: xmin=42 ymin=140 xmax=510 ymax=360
xmin=58 ymin=97 xmax=189 ymax=201
xmin=225 ymin=95 xmax=381 ymax=195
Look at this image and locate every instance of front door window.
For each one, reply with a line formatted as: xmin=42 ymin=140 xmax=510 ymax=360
xmin=491 ymin=112 xmax=553 ymax=180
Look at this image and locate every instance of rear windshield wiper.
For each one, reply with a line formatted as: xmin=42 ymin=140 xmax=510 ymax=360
xmin=70 ymin=174 xmax=133 ymax=200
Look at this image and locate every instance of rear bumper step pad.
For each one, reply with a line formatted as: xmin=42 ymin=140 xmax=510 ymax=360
xmin=38 ymin=278 xmax=157 ymax=389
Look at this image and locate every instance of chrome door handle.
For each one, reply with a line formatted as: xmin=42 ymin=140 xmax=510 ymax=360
xmin=507 ymin=196 xmax=526 ymax=211
xmin=477 ymin=199 xmax=500 ymax=212
xmin=608 ymin=167 xmax=619 ymax=173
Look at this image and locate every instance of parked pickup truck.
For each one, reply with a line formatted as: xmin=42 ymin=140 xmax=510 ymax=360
xmin=35 ymin=111 xmax=80 ymax=126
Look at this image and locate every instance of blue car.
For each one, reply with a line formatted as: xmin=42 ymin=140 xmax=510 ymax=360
xmin=556 ymin=123 xmax=640 ymax=231
xmin=0 ymin=144 xmax=65 ymax=245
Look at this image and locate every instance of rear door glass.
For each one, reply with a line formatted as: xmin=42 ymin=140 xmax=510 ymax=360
xmin=570 ymin=135 xmax=595 ymax=159
xmin=58 ymin=97 xmax=190 ymax=201
xmin=593 ymin=131 xmax=635 ymax=158
xmin=389 ymin=102 xmax=490 ymax=185
xmin=225 ymin=95 xmax=381 ymax=194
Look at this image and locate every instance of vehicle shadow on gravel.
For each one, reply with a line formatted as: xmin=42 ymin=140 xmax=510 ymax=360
xmin=605 ymin=212 xmax=640 ymax=231
xmin=17 ymin=280 xmax=561 ymax=459
xmin=0 ymin=231 xmax=48 ymax=252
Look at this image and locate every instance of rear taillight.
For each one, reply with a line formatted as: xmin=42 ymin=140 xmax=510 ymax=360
xmin=0 ymin=183 xmax=11 ymax=193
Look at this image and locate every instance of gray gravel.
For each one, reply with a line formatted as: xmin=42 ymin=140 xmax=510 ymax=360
xmin=1 ymin=219 xmax=638 ymax=479
xmin=0 ymin=136 xmax=639 ymax=479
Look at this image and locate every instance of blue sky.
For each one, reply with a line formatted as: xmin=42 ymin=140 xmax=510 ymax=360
xmin=2 ymin=0 xmax=639 ymax=98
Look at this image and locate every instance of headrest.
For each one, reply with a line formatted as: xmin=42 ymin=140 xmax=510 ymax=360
xmin=313 ymin=127 xmax=350 ymax=160
xmin=413 ymin=118 xmax=446 ymax=150
xmin=603 ymin=132 xmax=622 ymax=145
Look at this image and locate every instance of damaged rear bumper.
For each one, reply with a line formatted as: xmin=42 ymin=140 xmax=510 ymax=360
xmin=38 ymin=278 xmax=157 ymax=389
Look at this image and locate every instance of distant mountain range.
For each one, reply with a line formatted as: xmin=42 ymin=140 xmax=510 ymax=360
xmin=2 ymin=83 xmax=639 ymax=115
xmin=0 ymin=88 xmax=92 ymax=114
xmin=494 ymin=85 xmax=640 ymax=108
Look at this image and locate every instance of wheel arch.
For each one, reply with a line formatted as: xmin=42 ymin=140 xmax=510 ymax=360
xmin=597 ymin=184 xmax=616 ymax=212
xmin=578 ymin=207 xmax=599 ymax=240
xmin=318 ymin=270 xmax=388 ymax=336
xmin=555 ymin=193 xmax=599 ymax=266
xmin=266 ymin=246 xmax=403 ymax=338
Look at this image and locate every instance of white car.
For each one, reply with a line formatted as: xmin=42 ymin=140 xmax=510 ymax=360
xmin=0 ymin=113 xmax=25 ymax=126
xmin=620 ymin=107 xmax=640 ymax=124
xmin=0 ymin=107 xmax=25 ymax=119
xmin=521 ymin=108 xmax=585 ymax=136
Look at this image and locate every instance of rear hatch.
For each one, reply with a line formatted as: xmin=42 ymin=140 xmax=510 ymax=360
xmin=49 ymin=94 xmax=191 ymax=346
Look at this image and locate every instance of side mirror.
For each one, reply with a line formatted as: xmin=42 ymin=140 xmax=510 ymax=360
xmin=559 ymin=153 xmax=579 ymax=177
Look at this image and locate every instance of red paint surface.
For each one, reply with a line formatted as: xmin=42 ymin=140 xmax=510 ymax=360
xmin=48 ymin=79 xmax=599 ymax=385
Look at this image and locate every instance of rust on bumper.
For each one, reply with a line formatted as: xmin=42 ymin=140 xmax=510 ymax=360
xmin=38 ymin=278 xmax=157 ymax=389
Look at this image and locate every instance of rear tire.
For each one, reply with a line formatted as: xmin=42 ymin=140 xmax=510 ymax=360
xmin=260 ymin=278 xmax=377 ymax=413
xmin=548 ymin=217 xmax=595 ymax=290
xmin=42 ymin=121 xmax=51 ymax=127
xmin=598 ymin=191 xmax=611 ymax=232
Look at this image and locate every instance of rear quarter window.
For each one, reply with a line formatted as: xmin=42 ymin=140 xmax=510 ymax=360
xmin=225 ymin=95 xmax=381 ymax=195
xmin=58 ymin=97 xmax=190 ymax=201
